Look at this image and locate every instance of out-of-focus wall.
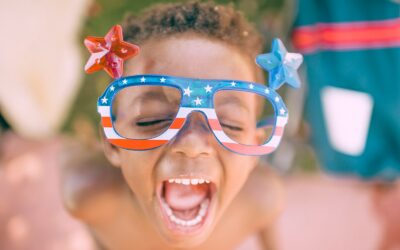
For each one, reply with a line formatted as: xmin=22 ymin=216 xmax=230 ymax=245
xmin=0 ymin=0 xmax=91 ymax=139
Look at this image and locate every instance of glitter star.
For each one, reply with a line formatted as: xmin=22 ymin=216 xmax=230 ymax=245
xmin=122 ymin=79 xmax=128 ymax=84
xmin=279 ymin=108 xmax=286 ymax=115
xmin=264 ymin=88 xmax=270 ymax=94
xmin=274 ymin=96 xmax=280 ymax=102
xmin=256 ymin=38 xmax=303 ymax=90
xmin=110 ymin=86 xmax=115 ymax=91
xmin=230 ymin=81 xmax=236 ymax=87
xmin=84 ymin=25 xmax=140 ymax=79
xmin=160 ymin=77 xmax=166 ymax=83
xmin=249 ymin=83 xmax=254 ymax=89
xmin=204 ymin=85 xmax=213 ymax=93
xmin=183 ymin=87 xmax=192 ymax=97
xmin=194 ymin=97 xmax=202 ymax=106
xmin=101 ymin=97 xmax=108 ymax=104
xmin=140 ymin=77 xmax=146 ymax=82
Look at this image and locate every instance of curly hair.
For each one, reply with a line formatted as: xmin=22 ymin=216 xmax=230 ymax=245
xmin=122 ymin=1 xmax=264 ymax=60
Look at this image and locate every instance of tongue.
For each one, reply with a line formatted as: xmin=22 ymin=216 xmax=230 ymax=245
xmin=164 ymin=182 xmax=209 ymax=210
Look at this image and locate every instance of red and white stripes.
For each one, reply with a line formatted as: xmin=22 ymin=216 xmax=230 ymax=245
xmin=292 ymin=18 xmax=400 ymax=53
xmin=98 ymin=106 xmax=287 ymax=155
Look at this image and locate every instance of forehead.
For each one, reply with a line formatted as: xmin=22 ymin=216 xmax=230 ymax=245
xmin=124 ymin=35 xmax=257 ymax=82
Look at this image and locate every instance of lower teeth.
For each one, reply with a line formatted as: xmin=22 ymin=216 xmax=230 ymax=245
xmin=161 ymin=198 xmax=209 ymax=227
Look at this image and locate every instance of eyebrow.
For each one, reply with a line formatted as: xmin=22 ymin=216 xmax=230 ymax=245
xmin=130 ymin=91 xmax=179 ymax=106
xmin=215 ymin=95 xmax=249 ymax=112
xmin=114 ymin=91 xmax=178 ymax=118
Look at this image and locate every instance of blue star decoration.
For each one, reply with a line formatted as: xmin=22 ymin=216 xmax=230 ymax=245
xmin=256 ymin=38 xmax=303 ymax=90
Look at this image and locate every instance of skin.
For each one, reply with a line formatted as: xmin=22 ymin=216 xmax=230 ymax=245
xmin=61 ymin=35 xmax=283 ymax=250
xmin=372 ymin=182 xmax=400 ymax=250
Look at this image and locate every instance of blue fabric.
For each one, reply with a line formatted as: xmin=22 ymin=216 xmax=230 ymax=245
xmin=293 ymin=0 xmax=400 ymax=180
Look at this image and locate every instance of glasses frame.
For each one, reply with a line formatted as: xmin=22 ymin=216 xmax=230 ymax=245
xmin=98 ymin=74 xmax=288 ymax=156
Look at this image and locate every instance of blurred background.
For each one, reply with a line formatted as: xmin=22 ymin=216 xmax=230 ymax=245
xmin=0 ymin=0 xmax=399 ymax=249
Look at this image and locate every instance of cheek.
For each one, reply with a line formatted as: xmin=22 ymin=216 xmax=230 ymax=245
xmin=119 ymin=150 xmax=161 ymax=198
xmin=220 ymin=152 xmax=258 ymax=200
xmin=228 ymin=156 xmax=257 ymax=181
xmin=244 ymin=129 xmax=260 ymax=145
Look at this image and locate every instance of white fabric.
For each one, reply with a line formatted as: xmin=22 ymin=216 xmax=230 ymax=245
xmin=321 ymin=86 xmax=374 ymax=156
xmin=0 ymin=0 xmax=91 ymax=138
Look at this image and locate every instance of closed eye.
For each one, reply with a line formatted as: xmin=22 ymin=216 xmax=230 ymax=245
xmin=136 ymin=119 xmax=172 ymax=127
xmin=220 ymin=122 xmax=243 ymax=131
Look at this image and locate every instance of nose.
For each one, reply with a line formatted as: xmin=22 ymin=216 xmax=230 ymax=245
xmin=169 ymin=111 xmax=215 ymax=158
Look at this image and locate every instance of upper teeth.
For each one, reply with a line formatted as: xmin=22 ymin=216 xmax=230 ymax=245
xmin=168 ymin=178 xmax=211 ymax=185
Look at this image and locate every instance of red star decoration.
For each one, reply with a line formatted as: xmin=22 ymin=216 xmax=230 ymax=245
xmin=84 ymin=25 xmax=140 ymax=79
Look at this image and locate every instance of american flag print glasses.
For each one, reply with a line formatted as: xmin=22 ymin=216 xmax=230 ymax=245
xmin=84 ymin=25 xmax=303 ymax=155
xmin=98 ymin=75 xmax=289 ymax=156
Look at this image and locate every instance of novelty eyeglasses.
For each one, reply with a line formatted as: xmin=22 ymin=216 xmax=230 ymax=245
xmin=98 ymin=75 xmax=289 ymax=155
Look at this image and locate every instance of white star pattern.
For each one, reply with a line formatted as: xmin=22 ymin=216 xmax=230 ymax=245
xmin=264 ymin=88 xmax=270 ymax=94
xmin=110 ymin=86 xmax=115 ymax=91
xmin=141 ymin=77 xmax=146 ymax=82
xmin=194 ymin=97 xmax=202 ymax=106
xmin=204 ymin=85 xmax=212 ymax=93
xmin=183 ymin=87 xmax=192 ymax=97
xmin=160 ymin=77 xmax=166 ymax=83
xmin=101 ymin=97 xmax=108 ymax=104
xmin=274 ymin=96 xmax=280 ymax=102
xmin=231 ymin=81 xmax=236 ymax=87
xmin=249 ymin=84 xmax=254 ymax=89
xmin=122 ymin=79 xmax=128 ymax=84
xmin=279 ymin=108 xmax=285 ymax=115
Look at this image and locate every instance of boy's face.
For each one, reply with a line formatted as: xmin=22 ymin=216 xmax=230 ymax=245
xmin=104 ymin=35 xmax=261 ymax=247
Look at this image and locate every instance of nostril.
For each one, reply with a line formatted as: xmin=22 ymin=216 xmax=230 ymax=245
xmin=170 ymin=130 xmax=213 ymax=157
xmin=173 ymin=149 xmax=211 ymax=158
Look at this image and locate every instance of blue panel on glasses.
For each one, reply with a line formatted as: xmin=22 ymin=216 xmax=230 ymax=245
xmin=98 ymin=75 xmax=288 ymax=119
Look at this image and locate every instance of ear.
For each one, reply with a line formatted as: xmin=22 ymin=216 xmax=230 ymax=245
xmin=99 ymin=126 xmax=122 ymax=168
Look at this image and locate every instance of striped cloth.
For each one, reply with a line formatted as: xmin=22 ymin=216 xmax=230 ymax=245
xmin=292 ymin=0 xmax=400 ymax=180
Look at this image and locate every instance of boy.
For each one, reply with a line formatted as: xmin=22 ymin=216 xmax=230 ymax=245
xmin=62 ymin=1 xmax=300 ymax=249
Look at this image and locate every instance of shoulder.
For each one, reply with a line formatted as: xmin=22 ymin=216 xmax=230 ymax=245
xmin=237 ymin=161 xmax=285 ymax=227
xmin=59 ymin=140 xmax=126 ymax=223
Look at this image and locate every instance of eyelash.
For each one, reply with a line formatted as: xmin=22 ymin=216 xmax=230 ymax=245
xmin=136 ymin=119 xmax=243 ymax=132
xmin=220 ymin=122 xmax=243 ymax=131
xmin=136 ymin=119 xmax=172 ymax=127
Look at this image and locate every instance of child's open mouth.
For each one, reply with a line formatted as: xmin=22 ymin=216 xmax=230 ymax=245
xmin=157 ymin=177 xmax=217 ymax=234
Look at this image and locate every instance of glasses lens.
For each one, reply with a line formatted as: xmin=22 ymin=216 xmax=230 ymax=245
xmin=214 ymin=90 xmax=275 ymax=146
xmin=112 ymin=85 xmax=181 ymax=139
